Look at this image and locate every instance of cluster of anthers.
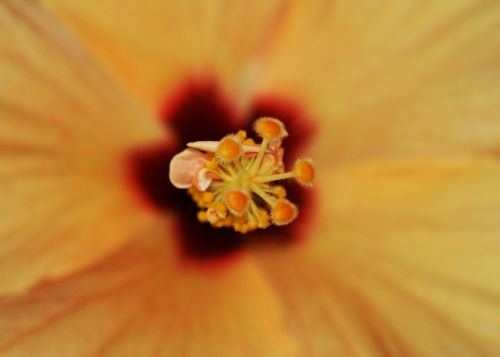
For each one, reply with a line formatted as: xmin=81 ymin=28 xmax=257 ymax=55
xmin=169 ymin=117 xmax=315 ymax=233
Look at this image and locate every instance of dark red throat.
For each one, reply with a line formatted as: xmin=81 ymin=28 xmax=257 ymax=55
xmin=127 ymin=78 xmax=316 ymax=264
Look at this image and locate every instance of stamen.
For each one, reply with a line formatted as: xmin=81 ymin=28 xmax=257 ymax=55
xmin=271 ymin=200 xmax=298 ymax=226
xmin=249 ymin=137 xmax=270 ymax=175
xmin=253 ymin=171 xmax=295 ymax=183
xmin=249 ymin=117 xmax=286 ymax=175
xmin=216 ymin=135 xmax=242 ymax=162
xmin=250 ymin=183 xmax=277 ymax=207
xmin=254 ymin=117 xmax=287 ymax=139
xmin=294 ymin=159 xmax=315 ymax=186
xmin=274 ymin=186 xmax=287 ymax=199
xmin=197 ymin=210 xmax=207 ymax=222
xmin=202 ymin=191 xmax=214 ymax=203
xmin=170 ymin=117 xmax=315 ymax=233
xmin=225 ymin=190 xmax=249 ymax=215
xmin=253 ymin=158 xmax=315 ymax=187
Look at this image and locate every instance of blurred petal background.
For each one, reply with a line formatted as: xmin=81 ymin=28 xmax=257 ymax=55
xmin=1 ymin=0 xmax=500 ymax=356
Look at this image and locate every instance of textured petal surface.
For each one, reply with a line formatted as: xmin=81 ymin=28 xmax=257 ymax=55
xmin=41 ymin=0 xmax=289 ymax=111
xmin=0 ymin=222 xmax=296 ymax=357
xmin=257 ymin=1 xmax=500 ymax=164
xmin=257 ymin=158 xmax=500 ymax=356
xmin=0 ymin=0 xmax=168 ymax=294
xmin=42 ymin=1 xmax=500 ymax=164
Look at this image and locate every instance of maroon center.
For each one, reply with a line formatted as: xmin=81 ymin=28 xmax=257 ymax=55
xmin=128 ymin=79 xmax=315 ymax=262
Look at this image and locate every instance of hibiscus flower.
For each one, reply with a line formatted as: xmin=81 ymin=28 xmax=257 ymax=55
xmin=1 ymin=0 xmax=500 ymax=355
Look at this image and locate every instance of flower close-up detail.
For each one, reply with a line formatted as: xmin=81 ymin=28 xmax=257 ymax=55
xmin=170 ymin=117 xmax=313 ymax=233
xmin=1 ymin=0 xmax=500 ymax=356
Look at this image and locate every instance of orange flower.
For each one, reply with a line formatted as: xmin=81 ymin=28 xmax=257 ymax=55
xmin=1 ymin=0 xmax=500 ymax=355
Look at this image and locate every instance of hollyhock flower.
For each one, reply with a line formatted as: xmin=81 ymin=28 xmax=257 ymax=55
xmin=1 ymin=0 xmax=500 ymax=355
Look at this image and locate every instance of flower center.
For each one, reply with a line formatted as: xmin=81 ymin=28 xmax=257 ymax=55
xmin=127 ymin=80 xmax=315 ymax=261
xmin=171 ymin=117 xmax=315 ymax=234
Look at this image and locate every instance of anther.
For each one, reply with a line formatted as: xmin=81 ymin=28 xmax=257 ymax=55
xmin=213 ymin=202 xmax=227 ymax=219
xmin=216 ymin=136 xmax=242 ymax=161
xmin=293 ymin=158 xmax=315 ymax=186
xmin=274 ymin=186 xmax=287 ymax=199
xmin=202 ymin=192 xmax=214 ymax=203
xmin=225 ymin=190 xmax=250 ymax=215
xmin=271 ymin=200 xmax=298 ymax=226
xmin=236 ymin=130 xmax=247 ymax=141
xmin=254 ymin=117 xmax=287 ymax=139
xmin=197 ymin=210 xmax=207 ymax=222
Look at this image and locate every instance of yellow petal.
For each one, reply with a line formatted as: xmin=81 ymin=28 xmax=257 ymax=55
xmin=0 ymin=1 xmax=168 ymax=294
xmin=256 ymin=157 xmax=500 ymax=355
xmin=42 ymin=1 xmax=500 ymax=164
xmin=41 ymin=0 xmax=290 ymax=111
xmin=0 ymin=223 xmax=296 ymax=356
xmin=257 ymin=1 xmax=500 ymax=164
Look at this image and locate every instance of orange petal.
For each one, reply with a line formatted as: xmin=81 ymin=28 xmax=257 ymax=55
xmin=0 ymin=223 xmax=296 ymax=356
xmin=256 ymin=2 xmax=500 ymax=165
xmin=41 ymin=0 xmax=292 ymax=111
xmin=0 ymin=1 xmax=169 ymax=294
xmin=256 ymin=158 xmax=500 ymax=355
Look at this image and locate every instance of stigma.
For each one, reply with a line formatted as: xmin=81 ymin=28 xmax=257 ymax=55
xmin=169 ymin=117 xmax=315 ymax=234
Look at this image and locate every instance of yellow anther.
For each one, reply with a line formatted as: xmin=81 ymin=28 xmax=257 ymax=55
xmin=216 ymin=136 xmax=242 ymax=161
xmin=258 ymin=209 xmax=270 ymax=228
xmin=197 ymin=210 xmax=207 ymax=222
xmin=262 ymin=221 xmax=271 ymax=229
xmin=214 ymin=202 xmax=227 ymax=218
xmin=203 ymin=192 xmax=214 ymax=203
xmin=271 ymin=200 xmax=298 ymax=226
xmin=189 ymin=187 xmax=204 ymax=206
xmin=294 ymin=159 xmax=315 ymax=186
xmin=274 ymin=186 xmax=287 ymax=199
xmin=237 ymin=130 xmax=247 ymax=141
xmin=255 ymin=117 xmax=286 ymax=139
xmin=225 ymin=190 xmax=249 ymax=215
xmin=243 ymin=138 xmax=255 ymax=145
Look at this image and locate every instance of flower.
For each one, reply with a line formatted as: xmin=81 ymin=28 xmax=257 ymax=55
xmin=1 ymin=0 xmax=500 ymax=355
